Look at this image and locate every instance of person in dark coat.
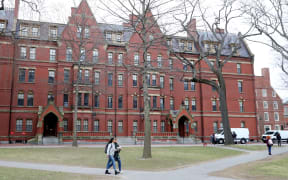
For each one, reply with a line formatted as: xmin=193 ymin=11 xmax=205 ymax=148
xmin=276 ymin=132 xmax=282 ymax=147
xmin=210 ymin=133 xmax=216 ymax=144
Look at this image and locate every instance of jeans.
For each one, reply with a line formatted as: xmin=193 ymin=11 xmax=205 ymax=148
xmin=108 ymin=156 xmax=121 ymax=171
xmin=268 ymin=145 xmax=272 ymax=155
xmin=106 ymin=155 xmax=116 ymax=170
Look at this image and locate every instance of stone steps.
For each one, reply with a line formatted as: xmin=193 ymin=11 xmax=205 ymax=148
xmin=42 ymin=137 xmax=59 ymax=145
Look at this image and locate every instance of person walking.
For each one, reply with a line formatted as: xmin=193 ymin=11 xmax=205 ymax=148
xmin=105 ymin=138 xmax=119 ymax=175
xmin=266 ymin=136 xmax=273 ymax=155
xmin=108 ymin=138 xmax=122 ymax=173
xmin=210 ymin=133 xmax=216 ymax=145
xmin=276 ymin=132 xmax=282 ymax=147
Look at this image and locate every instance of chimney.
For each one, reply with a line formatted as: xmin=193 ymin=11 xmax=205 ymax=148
xmin=13 ymin=0 xmax=20 ymax=31
xmin=187 ymin=18 xmax=197 ymax=38
xmin=215 ymin=28 xmax=224 ymax=33
xmin=261 ymin=68 xmax=270 ymax=82
xmin=71 ymin=7 xmax=77 ymax=15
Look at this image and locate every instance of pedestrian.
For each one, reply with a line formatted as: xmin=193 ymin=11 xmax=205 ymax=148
xmin=108 ymin=138 xmax=122 ymax=173
xmin=210 ymin=133 xmax=215 ymax=145
xmin=232 ymin=131 xmax=237 ymax=143
xmin=105 ymin=137 xmax=119 ymax=175
xmin=276 ymin=132 xmax=282 ymax=147
xmin=266 ymin=136 xmax=273 ymax=155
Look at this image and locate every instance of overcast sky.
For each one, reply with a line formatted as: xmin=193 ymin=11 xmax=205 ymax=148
xmin=5 ymin=0 xmax=288 ymax=101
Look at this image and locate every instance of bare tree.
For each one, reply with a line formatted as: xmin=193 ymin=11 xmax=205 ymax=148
xmin=99 ymin=0 xmax=180 ymax=158
xmin=172 ymin=0 xmax=259 ymax=144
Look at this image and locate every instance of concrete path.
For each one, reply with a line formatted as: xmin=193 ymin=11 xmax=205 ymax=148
xmin=0 ymin=145 xmax=287 ymax=180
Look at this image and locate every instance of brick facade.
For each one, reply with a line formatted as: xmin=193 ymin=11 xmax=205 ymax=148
xmin=0 ymin=0 xmax=258 ymax=144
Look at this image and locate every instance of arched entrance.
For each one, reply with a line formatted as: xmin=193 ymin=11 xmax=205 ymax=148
xmin=178 ymin=116 xmax=189 ymax=137
xmin=43 ymin=113 xmax=58 ymax=137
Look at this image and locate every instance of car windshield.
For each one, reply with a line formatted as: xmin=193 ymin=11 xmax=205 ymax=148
xmin=265 ymin=131 xmax=274 ymax=135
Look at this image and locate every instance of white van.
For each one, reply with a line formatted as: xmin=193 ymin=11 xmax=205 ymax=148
xmin=215 ymin=128 xmax=249 ymax=144
xmin=262 ymin=130 xmax=288 ymax=143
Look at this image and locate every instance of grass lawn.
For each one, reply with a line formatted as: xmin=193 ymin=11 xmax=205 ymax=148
xmin=0 ymin=146 xmax=243 ymax=171
xmin=0 ymin=167 xmax=115 ymax=180
xmin=212 ymin=153 xmax=288 ymax=180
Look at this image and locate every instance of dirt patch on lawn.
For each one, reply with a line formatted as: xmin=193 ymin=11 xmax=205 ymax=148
xmin=210 ymin=153 xmax=288 ymax=180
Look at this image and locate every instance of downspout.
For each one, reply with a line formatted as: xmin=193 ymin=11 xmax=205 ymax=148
xmin=199 ymin=62 xmax=205 ymax=142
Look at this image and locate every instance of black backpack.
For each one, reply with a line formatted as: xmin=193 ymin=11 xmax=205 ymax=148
xmin=104 ymin=143 xmax=110 ymax=154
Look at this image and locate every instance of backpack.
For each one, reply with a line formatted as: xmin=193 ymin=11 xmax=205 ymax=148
xmin=104 ymin=143 xmax=110 ymax=154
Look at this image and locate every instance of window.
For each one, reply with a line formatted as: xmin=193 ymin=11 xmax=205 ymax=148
xmin=193 ymin=122 xmax=198 ymax=132
xmin=184 ymin=80 xmax=189 ymax=90
xmin=64 ymin=69 xmax=70 ymax=83
xmin=50 ymin=49 xmax=56 ymax=61
xmin=161 ymin=121 xmax=165 ymax=132
xmin=0 ymin=22 xmax=6 ymax=30
xmin=48 ymin=92 xmax=54 ymax=103
xmin=83 ymin=120 xmax=88 ymax=131
xmin=213 ymin=121 xmax=218 ymax=133
xmin=188 ymin=42 xmax=192 ymax=50
xmin=32 ymin=27 xmax=39 ymax=37
xmin=170 ymin=98 xmax=174 ymax=110
xmin=19 ymin=69 xmax=25 ymax=82
xmin=93 ymin=49 xmax=98 ymax=63
xmin=106 ymin=32 xmax=112 ymax=40
xmin=116 ymin=33 xmax=122 ymax=42
xmin=50 ymin=28 xmax=57 ymax=39
xmin=157 ymin=55 xmax=162 ymax=67
xmin=94 ymin=120 xmax=99 ymax=132
xmin=94 ymin=95 xmax=99 ymax=108
xmin=152 ymin=74 xmax=156 ymax=86
xmin=132 ymin=74 xmax=137 ymax=87
xmin=272 ymin=90 xmax=276 ymax=97
xmin=16 ymin=119 xmax=23 ymax=132
xmin=262 ymin=89 xmax=267 ymax=97
xmin=26 ymin=69 xmax=34 ymax=83
xmin=191 ymin=82 xmax=195 ymax=91
xmin=30 ymin=47 xmax=36 ymax=60
xmin=80 ymin=48 xmax=85 ymax=61
xmin=184 ymin=98 xmax=189 ymax=110
xmin=191 ymin=99 xmax=196 ymax=111
xmin=237 ymin=63 xmax=241 ymax=74
xmin=108 ymin=52 xmax=113 ymax=64
xmin=238 ymin=81 xmax=243 ymax=93
xmin=78 ymin=93 xmax=82 ymax=106
xmin=20 ymin=47 xmax=27 ymax=59
xmin=27 ymin=92 xmax=34 ymax=106
xmin=18 ymin=92 xmax=24 ymax=106
xmin=84 ymin=27 xmax=90 ymax=38
xmin=264 ymin=112 xmax=269 ymax=121
xmin=212 ymin=99 xmax=217 ymax=111
xmin=240 ymin=121 xmax=245 ymax=128
xmin=147 ymin=54 xmax=151 ymax=66
xmin=160 ymin=97 xmax=165 ymax=110
xmin=263 ymin=101 xmax=268 ymax=109
xmin=274 ymin=112 xmax=279 ymax=121
xmin=133 ymin=96 xmax=138 ymax=109
xmin=84 ymin=93 xmax=89 ymax=106
xmin=118 ymin=53 xmax=123 ymax=64
xmin=108 ymin=73 xmax=113 ymax=86
xmin=118 ymin=74 xmax=123 ymax=87
xmin=77 ymin=119 xmax=81 ymax=131
xmin=107 ymin=120 xmax=112 ymax=133
xmin=94 ymin=72 xmax=100 ymax=85
xmin=264 ymin=125 xmax=271 ymax=132
xmin=169 ymin=59 xmax=173 ymax=69
xmin=169 ymin=78 xmax=174 ymax=91
xmin=66 ymin=48 xmax=72 ymax=61
xmin=183 ymin=63 xmax=188 ymax=71
xmin=78 ymin=69 xmax=82 ymax=82
xmin=133 ymin=120 xmax=138 ymax=132
xmin=179 ymin=41 xmax=184 ymax=49
xmin=84 ymin=70 xmax=89 ymax=83
xmin=118 ymin=95 xmax=123 ymax=109
xmin=285 ymin=107 xmax=288 ymax=116
xmin=153 ymin=120 xmax=157 ymax=133
xmin=275 ymin=125 xmax=280 ymax=130
xmin=273 ymin=101 xmax=278 ymax=110
xmin=108 ymin=96 xmax=113 ymax=108
xmin=63 ymin=119 xmax=68 ymax=131
xmin=21 ymin=26 xmax=28 ymax=36
xmin=167 ymin=39 xmax=171 ymax=46
xmin=160 ymin=76 xmax=164 ymax=88
xmin=153 ymin=96 xmax=157 ymax=109
xmin=26 ymin=119 xmax=33 ymax=132
xmin=239 ymin=100 xmax=244 ymax=112
xmin=48 ymin=71 xmax=55 ymax=84
xmin=118 ymin=120 xmax=123 ymax=133
xmin=77 ymin=26 xmax=82 ymax=38
xmin=146 ymin=74 xmax=150 ymax=86
xmin=63 ymin=94 xmax=68 ymax=107
xmin=134 ymin=53 xmax=139 ymax=66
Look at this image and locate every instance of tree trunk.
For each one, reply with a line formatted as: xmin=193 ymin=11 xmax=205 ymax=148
xmin=142 ymin=70 xmax=152 ymax=159
xmin=218 ymin=74 xmax=233 ymax=145
xmin=72 ymin=75 xmax=79 ymax=147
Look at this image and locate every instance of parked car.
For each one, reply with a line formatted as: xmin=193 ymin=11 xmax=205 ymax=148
xmin=215 ymin=128 xmax=249 ymax=144
xmin=262 ymin=130 xmax=288 ymax=143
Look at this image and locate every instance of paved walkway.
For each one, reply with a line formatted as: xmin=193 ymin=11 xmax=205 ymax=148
xmin=0 ymin=145 xmax=287 ymax=179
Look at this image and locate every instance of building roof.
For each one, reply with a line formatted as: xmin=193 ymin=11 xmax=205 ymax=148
xmin=0 ymin=8 xmax=15 ymax=35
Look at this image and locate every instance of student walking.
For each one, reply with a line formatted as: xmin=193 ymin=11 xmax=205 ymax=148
xmin=276 ymin=133 xmax=282 ymax=147
xmin=266 ymin=136 xmax=273 ymax=155
xmin=108 ymin=138 xmax=122 ymax=173
xmin=105 ymin=138 xmax=119 ymax=175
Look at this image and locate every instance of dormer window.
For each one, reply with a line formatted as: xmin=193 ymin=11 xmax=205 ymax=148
xmin=32 ymin=27 xmax=39 ymax=37
xmin=187 ymin=41 xmax=192 ymax=50
xmin=179 ymin=41 xmax=185 ymax=49
xmin=106 ymin=32 xmax=112 ymax=41
xmin=204 ymin=43 xmax=210 ymax=51
xmin=116 ymin=33 xmax=122 ymax=42
xmin=50 ymin=27 xmax=57 ymax=39
xmin=230 ymin=44 xmax=239 ymax=55
xmin=0 ymin=21 xmax=6 ymax=30
xmin=21 ymin=26 xmax=28 ymax=36
xmin=167 ymin=39 xmax=171 ymax=47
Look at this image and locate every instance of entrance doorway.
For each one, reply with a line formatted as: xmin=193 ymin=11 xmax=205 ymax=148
xmin=178 ymin=116 xmax=189 ymax=137
xmin=43 ymin=113 xmax=58 ymax=137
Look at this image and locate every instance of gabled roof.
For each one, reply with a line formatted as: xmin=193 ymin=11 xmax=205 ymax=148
xmin=0 ymin=8 xmax=15 ymax=34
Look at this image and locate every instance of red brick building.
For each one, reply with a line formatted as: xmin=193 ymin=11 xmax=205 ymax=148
xmin=255 ymin=68 xmax=286 ymax=135
xmin=0 ymin=0 xmax=258 ymax=144
xmin=283 ymin=101 xmax=288 ymax=130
